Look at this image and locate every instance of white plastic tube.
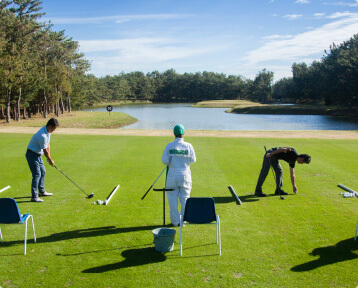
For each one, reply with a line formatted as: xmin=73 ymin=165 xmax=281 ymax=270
xmin=0 ymin=186 xmax=10 ymax=193
xmin=104 ymin=184 xmax=120 ymax=205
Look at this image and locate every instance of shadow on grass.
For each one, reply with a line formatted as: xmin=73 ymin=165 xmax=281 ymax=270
xmin=216 ymin=192 xmax=295 ymax=203
xmin=57 ymin=244 xmax=151 ymax=256
xmin=213 ymin=196 xmax=237 ymax=204
xmin=214 ymin=194 xmax=259 ymax=204
xmin=8 ymin=196 xmax=32 ymax=203
xmin=168 ymin=243 xmax=220 ymax=258
xmin=237 ymin=194 xmax=260 ymax=203
xmin=82 ymin=247 xmax=166 ymax=273
xmin=82 ymin=243 xmax=219 ymax=273
xmin=291 ymin=238 xmax=358 ymax=272
xmin=0 ymin=225 xmax=163 ymax=247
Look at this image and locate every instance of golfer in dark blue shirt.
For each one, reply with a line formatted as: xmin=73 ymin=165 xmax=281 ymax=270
xmin=254 ymin=147 xmax=311 ymax=197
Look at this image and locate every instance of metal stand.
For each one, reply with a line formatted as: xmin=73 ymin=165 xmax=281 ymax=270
xmin=153 ymin=188 xmax=174 ymax=226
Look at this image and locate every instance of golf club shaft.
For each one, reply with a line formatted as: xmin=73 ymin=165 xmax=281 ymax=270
xmin=141 ymin=166 xmax=167 ymax=200
xmin=54 ymin=165 xmax=89 ymax=196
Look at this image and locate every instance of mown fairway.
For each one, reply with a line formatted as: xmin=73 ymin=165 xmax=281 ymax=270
xmin=0 ymin=133 xmax=357 ymax=287
xmin=0 ymin=111 xmax=137 ymax=129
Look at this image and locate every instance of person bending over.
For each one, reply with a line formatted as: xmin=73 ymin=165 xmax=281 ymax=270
xmin=26 ymin=118 xmax=59 ymax=202
xmin=161 ymin=124 xmax=196 ymax=226
xmin=254 ymin=147 xmax=311 ymax=197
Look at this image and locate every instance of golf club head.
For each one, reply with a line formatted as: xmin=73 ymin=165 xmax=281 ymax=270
xmin=280 ymin=196 xmax=285 ymax=200
xmin=88 ymin=193 xmax=94 ymax=199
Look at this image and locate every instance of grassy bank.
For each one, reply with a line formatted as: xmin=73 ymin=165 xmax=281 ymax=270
xmin=0 ymin=111 xmax=137 ymax=129
xmin=193 ymin=100 xmax=262 ymax=108
xmin=230 ymin=104 xmax=358 ymax=117
xmin=83 ymin=100 xmax=152 ymax=109
xmin=194 ymin=100 xmax=358 ymax=117
xmin=0 ymin=133 xmax=357 ymax=287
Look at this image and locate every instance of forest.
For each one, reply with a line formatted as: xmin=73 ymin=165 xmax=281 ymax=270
xmin=1 ymin=1 xmax=357 ymax=123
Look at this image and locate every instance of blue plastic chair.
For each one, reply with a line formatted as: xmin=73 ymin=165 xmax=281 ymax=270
xmin=0 ymin=198 xmax=36 ymax=255
xmin=180 ymin=197 xmax=221 ymax=256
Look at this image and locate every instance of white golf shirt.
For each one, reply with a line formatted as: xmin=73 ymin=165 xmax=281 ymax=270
xmin=161 ymin=138 xmax=196 ymax=188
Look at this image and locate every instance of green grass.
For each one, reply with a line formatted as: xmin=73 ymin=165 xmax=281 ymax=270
xmin=230 ymin=104 xmax=358 ymax=116
xmin=194 ymin=100 xmax=358 ymax=118
xmin=0 ymin=134 xmax=358 ymax=287
xmin=193 ymin=100 xmax=261 ymax=108
xmin=0 ymin=111 xmax=137 ymax=129
xmin=83 ymin=100 xmax=152 ymax=109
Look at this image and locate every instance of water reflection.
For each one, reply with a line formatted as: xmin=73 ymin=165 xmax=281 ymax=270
xmin=88 ymin=103 xmax=358 ymax=131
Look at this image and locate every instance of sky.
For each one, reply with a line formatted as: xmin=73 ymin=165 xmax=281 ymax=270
xmin=41 ymin=0 xmax=358 ymax=81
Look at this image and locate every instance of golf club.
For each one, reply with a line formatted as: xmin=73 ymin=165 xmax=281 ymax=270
xmin=54 ymin=165 xmax=94 ymax=198
xmin=264 ymin=146 xmax=285 ymax=200
xmin=141 ymin=166 xmax=167 ymax=200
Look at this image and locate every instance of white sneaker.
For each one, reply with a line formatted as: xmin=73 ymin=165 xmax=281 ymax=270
xmin=39 ymin=191 xmax=53 ymax=196
xmin=31 ymin=197 xmax=44 ymax=202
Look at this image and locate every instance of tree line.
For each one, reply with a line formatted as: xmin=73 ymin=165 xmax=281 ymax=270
xmin=0 ymin=0 xmax=275 ymax=122
xmin=273 ymin=34 xmax=358 ymax=107
xmin=84 ymin=69 xmax=274 ymax=105
xmin=80 ymin=34 xmax=358 ymax=108
xmin=1 ymin=1 xmax=357 ymax=123
xmin=0 ymin=0 xmax=90 ymax=123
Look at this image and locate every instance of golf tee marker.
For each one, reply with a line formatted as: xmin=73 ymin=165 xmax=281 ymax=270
xmin=104 ymin=184 xmax=120 ymax=205
xmin=0 ymin=186 xmax=10 ymax=193
xmin=228 ymin=185 xmax=242 ymax=205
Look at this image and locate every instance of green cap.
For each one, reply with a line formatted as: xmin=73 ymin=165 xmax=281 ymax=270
xmin=173 ymin=124 xmax=185 ymax=136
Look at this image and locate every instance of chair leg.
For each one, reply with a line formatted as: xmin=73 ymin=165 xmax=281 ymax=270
xmin=180 ymin=215 xmax=183 ymax=256
xmin=216 ymin=221 xmax=219 ymax=244
xmin=355 ymin=216 xmax=358 ymax=241
xmin=24 ymin=218 xmax=28 ymax=255
xmin=218 ymin=216 xmax=221 ymax=256
xmin=31 ymin=216 xmax=36 ymax=243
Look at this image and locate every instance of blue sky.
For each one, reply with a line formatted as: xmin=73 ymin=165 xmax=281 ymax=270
xmin=41 ymin=0 xmax=358 ymax=81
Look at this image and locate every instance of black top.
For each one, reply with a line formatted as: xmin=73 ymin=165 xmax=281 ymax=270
xmin=272 ymin=147 xmax=298 ymax=168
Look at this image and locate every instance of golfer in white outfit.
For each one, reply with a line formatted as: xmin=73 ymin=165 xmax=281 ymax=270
xmin=161 ymin=125 xmax=196 ymax=227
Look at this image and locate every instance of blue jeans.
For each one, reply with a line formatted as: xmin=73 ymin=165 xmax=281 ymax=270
xmin=26 ymin=150 xmax=46 ymax=198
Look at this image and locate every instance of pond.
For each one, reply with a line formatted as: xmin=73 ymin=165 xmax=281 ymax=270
xmin=88 ymin=103 xmax=358 ymax=130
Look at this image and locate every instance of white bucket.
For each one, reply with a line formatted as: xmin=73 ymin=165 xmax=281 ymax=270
xmin=152 ymin=228 xmax=176 ymax=253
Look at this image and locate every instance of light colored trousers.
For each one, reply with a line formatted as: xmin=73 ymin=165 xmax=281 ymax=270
xmin=166 ymin=186 xmax=191 ymax=226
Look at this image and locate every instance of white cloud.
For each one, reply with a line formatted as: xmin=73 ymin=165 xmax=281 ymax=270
xmin=43 ymin=13 xmax=192 ymax=25
xmin=80 ymin=37 xmax=227 ymax=76
xmin=327 ymin=11 xmax=353 ymax=18
xmin=244 ymin=12 xmax=358 ymax=76
xmin=295 ymin=0 xmax=310 ymax=3
xmin=262 ymin=35 xmax=293 ymax=41
xmin=283 ymin=14 xmax=303 ymax=20
xmin=313 ymin=13 xmax=326 ymax=17
xmin=324 ymin=0 xmax=358 ymax=7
